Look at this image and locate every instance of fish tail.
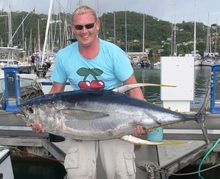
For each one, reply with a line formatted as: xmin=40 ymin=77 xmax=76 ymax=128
xmin=195 ymin=86 xmax=210 ymax=144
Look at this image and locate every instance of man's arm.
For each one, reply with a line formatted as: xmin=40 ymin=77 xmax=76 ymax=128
xmin=49 ymin=82 xmax=66 ymax=94
xmin=123 ymin=74 xmax=144 ymax=100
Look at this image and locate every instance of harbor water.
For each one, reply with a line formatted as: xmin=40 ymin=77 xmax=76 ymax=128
xmin=134 ymin=66 xmax=211 ymax=108
xmin=12 ymin=66 xmax=213 ymax=179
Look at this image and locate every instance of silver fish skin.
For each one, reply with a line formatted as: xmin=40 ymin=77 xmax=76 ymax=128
xmin=15 ymin=89 xmax=209 ymax=143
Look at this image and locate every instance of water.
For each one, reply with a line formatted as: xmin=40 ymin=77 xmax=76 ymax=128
xmin=134 ymin=66 xmax=211 ymax=108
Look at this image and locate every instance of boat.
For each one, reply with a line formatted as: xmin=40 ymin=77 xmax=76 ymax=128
xmin=187 ymin=4 xmax=202 ymax=67
xmin=0 ymin=47 xmax=37 ymax=94
xmin=201 ymin=13 xmax=215 ymax=66
xmin=194 ymin=55 xmax=202 ymax=66
xmin=140 ymin=57 xmax=150 ymax=68
xmin=185 ymin=53 xmax=202 ymax=66
xmin=201 ymin=56 xmax=215 ymax=66
xmin=140 ymin=60 xmax=150 ymax=68
xmin=33 ymin=0 xmax=72 ymax=94
xmin=0 ymin=148 xmax=14 ymax=179
xmin=35 ymin=78 xmax=73 ymax=94
xmin=153 ymin=60 xmax=160 ymax=68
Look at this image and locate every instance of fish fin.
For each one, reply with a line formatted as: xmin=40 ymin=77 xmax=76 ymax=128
xmin=58 ymin=109 xmax=109 ymax=120
xmin=120 ymin=135 xmax=186 ymax=145
xmin=112 ymin=83 xmax=176 ymax=93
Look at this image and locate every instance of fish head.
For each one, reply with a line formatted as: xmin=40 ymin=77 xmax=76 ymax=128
xmin=16 ymin=93 xmax=63 ymax=123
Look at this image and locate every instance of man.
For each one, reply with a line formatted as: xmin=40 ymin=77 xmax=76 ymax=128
xmin=31 ymin=54 xmax=35 ymax=65
xmin=29 ymin=5 xmax=146 ymax=179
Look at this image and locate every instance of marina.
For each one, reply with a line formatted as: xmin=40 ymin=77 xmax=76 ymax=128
xmin=0 ymin=62 xmax=220 ymax=178
xmin=0 ymin=0 xmax=220 ymax=178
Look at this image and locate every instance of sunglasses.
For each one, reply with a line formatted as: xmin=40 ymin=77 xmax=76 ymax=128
xmin=73 ymin=21 xmax=96 ymax=30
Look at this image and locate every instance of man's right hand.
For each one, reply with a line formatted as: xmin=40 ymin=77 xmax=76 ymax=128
xmin=26 ymin=120 xmax=45 ymax=133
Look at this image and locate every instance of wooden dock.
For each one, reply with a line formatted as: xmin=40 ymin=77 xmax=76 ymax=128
xmin=0 ymin=110 xmax=219 ymax=179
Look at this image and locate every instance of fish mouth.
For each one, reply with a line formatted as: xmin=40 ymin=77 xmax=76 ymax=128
xmin=14 ymin=110 xmax=29 ymax=119
xmin=15 ymin=105 xmax=34 ymax=119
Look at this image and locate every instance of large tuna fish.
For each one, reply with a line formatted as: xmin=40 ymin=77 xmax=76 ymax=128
xmin=15 ymin=84 xmax=210 ymax=145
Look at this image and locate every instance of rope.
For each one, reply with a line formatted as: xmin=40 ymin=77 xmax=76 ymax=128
xmin=198 ymin=138 xmax=220 ymax=179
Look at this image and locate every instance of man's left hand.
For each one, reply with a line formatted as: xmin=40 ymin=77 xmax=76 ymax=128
xmin=132 ymin=125 xmax=147 ymax=136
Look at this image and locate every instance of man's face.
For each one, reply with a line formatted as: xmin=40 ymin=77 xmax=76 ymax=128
xmin=71 ymin=12 xmax=100 ymax=48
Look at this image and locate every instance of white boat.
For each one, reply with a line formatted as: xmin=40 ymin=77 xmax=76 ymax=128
xmin=153 ymin=60 xmax=160 ymax=68
xmin=194 ymin=57 xmax=202 ymax=66
xmin=0 ymin=149 xmax=14 ymax=179
xmin=35 ymin=77 xmax=73 ymax=94
xmin=201 ymin=58 xmax=215 ymax=66
xmin=185 ymin=53 xmax=202 ymax=66
xmin=0 ymin=47 xmax=38 ymax=94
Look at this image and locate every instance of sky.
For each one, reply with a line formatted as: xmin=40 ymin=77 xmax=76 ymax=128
xmin=1 ymin=0 xmax=220 ymax=26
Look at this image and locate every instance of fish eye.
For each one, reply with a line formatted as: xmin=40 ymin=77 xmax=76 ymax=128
xmin=27 ymin=106 xmax=34 ymax=113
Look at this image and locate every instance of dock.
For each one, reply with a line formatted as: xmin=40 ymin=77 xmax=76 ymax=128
xmin=1 ymin=63 xmax=220 ymax=178
xmin=0 ymin=110 xmax=219 ymax=179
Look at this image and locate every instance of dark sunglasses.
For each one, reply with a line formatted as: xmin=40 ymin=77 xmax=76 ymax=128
xmin=73 ymin=21 xmax=96 ymax=30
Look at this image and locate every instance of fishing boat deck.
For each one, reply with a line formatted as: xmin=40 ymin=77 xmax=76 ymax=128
xmin=0 ymin=110 xmax=219 ymax=178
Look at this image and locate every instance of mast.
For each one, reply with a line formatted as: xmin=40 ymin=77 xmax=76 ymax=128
xmin=142 ymin=13 xmax=145 ymax=55
xmin=205 ymin=12 xmax=210 ymax=54
xmin=173 ymin=4 xmax=177 ymax=56
xmin=114 ymin=12 xmax=116 ymax=45
xmin=37 ymin=19 xmax=41 ymax=53
xmin=22 ymin=17 xmax=26 ymax=59
xmin=28 ymin=29 xmax=32 ymax=56
xmin=58 ymin=0 xmax=62 ymax=49
xmin=8 ymin=6 xmax=12 ymax=47
xmin=170 ymin=17 xmax=173 ymax=56
xmin=125 ymin=6 xmax=127 ymax=53
xmin=215 ymin=19 xmax=218 ymax=55
xmin=193 ymin=3 xmax=196 ymax=56
xmin=41 ymin=0 xmax=54 ymax=65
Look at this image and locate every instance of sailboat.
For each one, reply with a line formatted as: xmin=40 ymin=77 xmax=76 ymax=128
xmin=34 ymin=0 xmax=73 ymax=94
xmin=140 ymin=14 xmax=150 ymax=68
xmin=201 ymin=13 xmax=215 ymax=66
xmin=184 ymin=3 xmax=202 ymax=66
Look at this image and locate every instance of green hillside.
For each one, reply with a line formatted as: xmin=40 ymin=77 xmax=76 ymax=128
xmin=0 ymin=10 xmax=219 ymax=59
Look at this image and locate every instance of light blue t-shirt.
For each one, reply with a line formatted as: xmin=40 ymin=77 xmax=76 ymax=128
xmin=51 ymin=39 xmax=133 ymax=90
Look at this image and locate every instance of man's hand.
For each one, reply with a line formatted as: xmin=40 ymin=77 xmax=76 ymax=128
xmin=26 ymin=120 xmax=45 ymax=133
xmin=132 ymin=125 xmax=147 ymax=136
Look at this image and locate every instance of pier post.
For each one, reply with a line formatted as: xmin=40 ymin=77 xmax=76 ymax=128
xmin=210 ymin=64 xmax=220 ymax=113
xmin=160 ymin=56 xmax=194 ymax=112
xmin=2 ymin=66 xmax=21 ymax=112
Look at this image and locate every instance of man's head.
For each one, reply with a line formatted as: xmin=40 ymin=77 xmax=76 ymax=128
xmin=72 ymin=5 xmax=97 ymax=24
xmin=71 ymin=5 xmax=100 ymax=48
